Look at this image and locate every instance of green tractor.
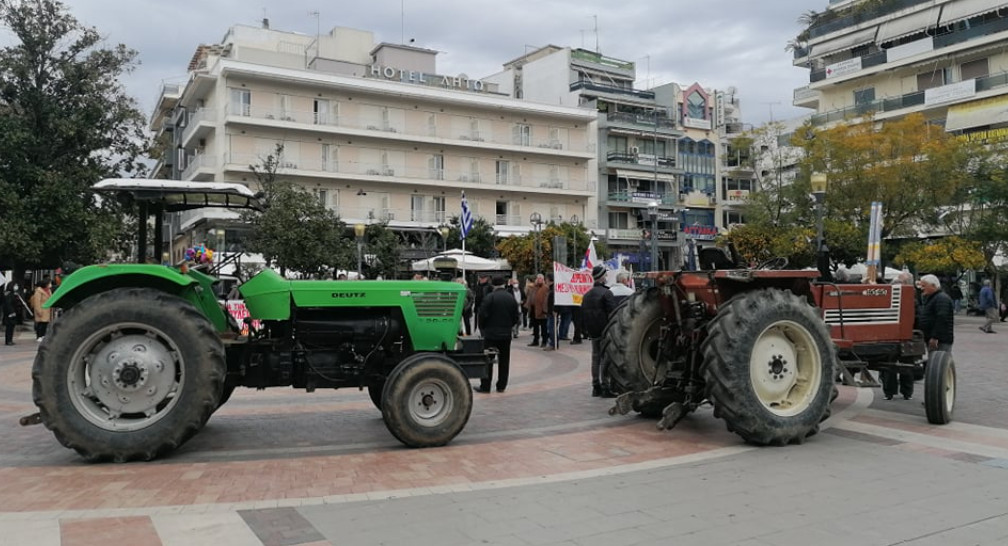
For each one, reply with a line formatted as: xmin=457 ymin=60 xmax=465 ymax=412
xmin=27 ymin=180 xmax=493 ymax=462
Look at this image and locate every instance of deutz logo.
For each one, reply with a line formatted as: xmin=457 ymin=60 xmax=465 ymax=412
xmin=331 ymin=292 xmax=365 ymax=298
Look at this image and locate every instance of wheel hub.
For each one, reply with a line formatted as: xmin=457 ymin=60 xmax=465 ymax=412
xmin=749 ymin=321 xmax=822 ymax=417
xmin=82 ymin=333 xmax=179 ymax=418
xmin=409 ymin=381 xmax=451 ymax=425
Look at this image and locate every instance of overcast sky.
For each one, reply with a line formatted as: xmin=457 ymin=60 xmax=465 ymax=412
xmin=14 ymin=0 xmax=820 ymax=126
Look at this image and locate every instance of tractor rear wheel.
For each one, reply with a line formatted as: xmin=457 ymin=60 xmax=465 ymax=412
xmin=701 ymin=288 xmax=837 ymax=445
xmin=381 ymin=353 xmax=473 ymax=447
xmin=924 ymin=351 xmax=955 ymax=425
xmin=599 ymin=288 xmax=667 ymax=416
xmin=31 ymin=288 xmax=225 ymax=462
xmin=367 ymin=376 xmax=385 ymax=410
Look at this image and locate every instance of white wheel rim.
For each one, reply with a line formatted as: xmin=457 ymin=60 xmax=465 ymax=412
xmin=407 ymin=377 xmax=453 ymax=427
xmin=944 ymin=362 xmax=955 ymax=413
xmin=749 ymin=320 xmax=822 ymax=417
xmin=67 ymin=322 xmax=185 ymax=432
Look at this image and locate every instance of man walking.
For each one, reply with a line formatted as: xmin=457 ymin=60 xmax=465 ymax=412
xmin=979 ymin=279 xmax=997 ymax=334
xmin=472 ymin=274 xmax=491 ymax=333
xmin=582 ymin=265 xmax=618 ymax=397
xmin=476 ymin=275 xmax=520 ymax=393
xmin=526 ymin=274 xmax=546 ymax=347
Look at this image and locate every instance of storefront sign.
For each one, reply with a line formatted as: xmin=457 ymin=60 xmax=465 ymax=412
xmin=726 ymin=189 xmax=749 ymax=201
xmin=369 ymin=65 xmax=486 ymax=91
xmin=683 ymin=224 xmax=718 ymax=241
xmin=682 ymin=116 xmax=711 ymax=130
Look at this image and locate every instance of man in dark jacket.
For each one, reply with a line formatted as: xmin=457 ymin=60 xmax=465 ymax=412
xmin=2 ymin=283 xmax=19 ymax=346
xmin=476 ymin=275 xmax=520 ymax=393
xmin=581 ymin=265 xmax=618 ymax=397
xmin=883 ymin=274 xmax=953 ymax=401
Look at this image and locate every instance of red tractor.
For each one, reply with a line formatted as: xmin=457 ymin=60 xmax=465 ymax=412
xmin=602 ymin=250 xmax=955 ymax=446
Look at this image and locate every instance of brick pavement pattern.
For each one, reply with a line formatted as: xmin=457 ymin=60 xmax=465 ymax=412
xmin=1 ymin=316 xmax=1007 ymax=545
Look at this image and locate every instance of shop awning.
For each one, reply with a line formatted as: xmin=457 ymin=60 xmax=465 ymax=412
xmin=945 ymin=95 xmax=1008 ymax=132
xmin=939 ymin=0 xmax=1008 ymax=26
xmin=615 ymin=169 xmax=675 ymax=184
xmin=877 ymin=7 xmax=940 ymax=44
xmin=811 ymin=26 xmax=878 ymax=56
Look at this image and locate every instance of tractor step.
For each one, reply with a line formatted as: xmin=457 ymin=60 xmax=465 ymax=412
xmin=838 ymin=360 xmax=881 ymax=388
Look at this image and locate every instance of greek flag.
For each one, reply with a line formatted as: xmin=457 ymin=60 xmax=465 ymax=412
xmin=460 ymin=191 xmax=473 ymax=240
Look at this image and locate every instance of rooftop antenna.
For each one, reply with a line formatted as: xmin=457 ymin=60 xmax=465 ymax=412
xmin=592 ymin=14 xmax=599 ymax=53
xmin=401 ymin=0 xmax=405 ymax=44
xmin=307 ymin=10 xmax=320 ymax=61
xmin=762 ymin=101 xmax=781 ymax=122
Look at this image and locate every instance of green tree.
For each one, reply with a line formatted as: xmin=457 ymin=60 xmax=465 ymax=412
xmin=444 ymin=215 xmax=496 ymax=258
xmin=941 ymin=140 xmax=1008 ymax=278
xmin=893 ymin=236 xmax=985 ymax=274
xmin=243 ymin=144 xmax=351 ymax=277
xmin=0 ymin=0 xmax=147 ymax=271
xmin=361 ymin=222 xmax=400 ymax=280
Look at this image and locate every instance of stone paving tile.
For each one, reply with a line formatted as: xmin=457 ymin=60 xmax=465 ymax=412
xmin=60 ymin=516 xmax=161 ymax=546
xmin=237 ymin=507 xmax=325 ymax=546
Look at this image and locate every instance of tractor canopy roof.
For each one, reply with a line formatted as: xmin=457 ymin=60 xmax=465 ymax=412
xmin=93 ymin=179 xmax=263 ymax=212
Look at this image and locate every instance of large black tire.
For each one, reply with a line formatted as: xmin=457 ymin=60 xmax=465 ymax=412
xmin=701 ymin=288 xmax=837 ymax=445
xmin=381 ymin=353 xmax=473 ymax=447
xmin=367 ymin=377 xmax=385 ymax=410
xmin=32 ymin=288 xmax=225 ymax=462
xmin=924 ymin=351 xmax=955 ymax=425
xmin=600 ymin=288 xmax=664 ymax=395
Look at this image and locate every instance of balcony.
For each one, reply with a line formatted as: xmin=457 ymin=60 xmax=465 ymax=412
xmin=606 ymin=151 xmax=676 ymax=169
xmin=224 ymin=153 xmax=593 ymax=193
xmin=181 ymin=153 xmax=216 ymax=181
xmin=606 ymin=191 xmax=681 ymax=206
xmin=793 ymin=86 xmax=820 ymax=108
xmin=181 ymin=108 xmax=216 ymax=147
xmin=223 ymin=102 xmax=595 ymax=157
xmin=494 ymin=213 xmax=523 ymax=226
xmin=569 ymin=80 xmax=655 ymax=100
xmin=805 ymin=0 xmax=932 ymax=40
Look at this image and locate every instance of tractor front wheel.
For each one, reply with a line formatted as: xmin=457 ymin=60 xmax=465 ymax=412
xmin=381 ymin=354 xmax=473 ymax=447
xmin=924 ymin=351 xmax=955 ymax=425
xmin=701 ymin=288 xmax=837 ymax=445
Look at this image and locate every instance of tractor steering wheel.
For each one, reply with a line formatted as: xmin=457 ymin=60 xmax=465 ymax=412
xmin=755 ymin=257 xmax=789 ymax=270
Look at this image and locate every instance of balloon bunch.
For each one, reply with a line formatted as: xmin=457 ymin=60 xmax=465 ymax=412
xmin=184 ymin=244 xmax=215 ymax=265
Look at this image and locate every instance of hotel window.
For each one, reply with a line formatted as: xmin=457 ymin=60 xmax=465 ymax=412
xmin=321 ymin=144 xmax=337 ymax=172
xmin=496 ymin=160 xmax=510 ymax=184
xmin=428 ymin=154 xmax=444 ymax=180
xmin=279 ymin=94 xmax=293 ymax=121
xmin=961 ymin=58 xmax=989 ymax=81
xmin=313 ymin=99 xmax=330 ymax=125
xmin=433 ymin=196 xmax=445 ymax=223
xmin=917 ymin=68 xmax=951 ymax=91
xmin=411 ymin=195 xmax=426 ymax=221
xmin=427 ymin=113 xmax=437 ymax=137
xmin=229 ymin=88 xmax=250 ymax=116
xmin=513 ymin=124 xmax=531 ymax=145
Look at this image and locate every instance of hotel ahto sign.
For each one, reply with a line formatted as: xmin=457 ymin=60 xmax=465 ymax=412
xmin=369 ymin=65 xmax=486 ymax=91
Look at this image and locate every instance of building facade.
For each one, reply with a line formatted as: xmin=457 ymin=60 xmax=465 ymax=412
xmin=150 ymin=23 xmax=597 ymax=267
xmin=792 ymin=0 xmax=1008 ymax=139
xmin=487 ymin=46 xmax=746 ymax=269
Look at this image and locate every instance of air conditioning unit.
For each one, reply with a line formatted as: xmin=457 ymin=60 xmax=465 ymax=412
xmin=630 ymin=146 xmax=639 ymax=155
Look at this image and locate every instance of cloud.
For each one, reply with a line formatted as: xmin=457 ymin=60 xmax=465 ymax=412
xmin=4 ymin=0 xmax=817 ymax=124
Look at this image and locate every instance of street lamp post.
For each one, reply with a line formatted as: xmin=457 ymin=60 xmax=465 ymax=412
xmin=810 ymin=172 xmax=829 ymax=279
xmin=438 ymin=225 xmax=450 ymax=253
xmin=354 ymin=223 xmax=366 ymax=279
xmin=530 ymin=212 xmax=544 ymax=274
xmin=569 ymin=214 xmax=580 ymax=267
xmin=647 ymin=201 xmax=659 ymax=273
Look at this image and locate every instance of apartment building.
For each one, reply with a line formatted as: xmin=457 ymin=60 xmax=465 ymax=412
xmin=487 ymin=47 xmax=745 ymax=269
xmin=150 ymin=23 xmax=597 ymax=265
xmin=792 ymin=0 xmax=1008 ymax=139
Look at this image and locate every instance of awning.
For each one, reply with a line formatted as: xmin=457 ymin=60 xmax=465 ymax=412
xmin=945 ymin=95 xmax=1008 ymax=132
xmin=877 ymin=7 xmax=939 ymax=44
xmin=810 ymin=26 xmax=878 ymax=56
xmin=939 ymin=0 xmax=1008 ymax=26
xmin=615 ymin=169 xmax=675 ymax=184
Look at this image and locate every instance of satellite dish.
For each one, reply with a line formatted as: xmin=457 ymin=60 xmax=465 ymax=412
xmin=458 ymin=73 xmax=469 ymax=79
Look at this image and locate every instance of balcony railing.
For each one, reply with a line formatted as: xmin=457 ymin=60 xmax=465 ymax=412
xmin=224 ymin=152 xmax=592 ymax=192
xmin=494 ymin=214 xmax=523 ymax=225
xmin=606 ymin=151 xmax=676 ymax=169
xmin=181 ymin=153 xmax=216 ymax=180
xmin=569 ymin=80 xmax=655 ymax=100
xmin=223 ymin=103 xmax=595 ymax=154
xmin=811 ymin=68 xmax=1008 ymax=126
xmin=809 ymin=16 xmax=1008 ymax=84
xmin=605 ymin=111 xmax=677 ymax=129
xmin=806 ymin=0 xmax=931 ymax=40
xmin=181 ymin=108 xmax=217 ymax=145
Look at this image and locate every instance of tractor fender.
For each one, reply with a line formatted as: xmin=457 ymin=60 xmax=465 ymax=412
xmin=44 ymin=264 xmax=228 ymax=332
